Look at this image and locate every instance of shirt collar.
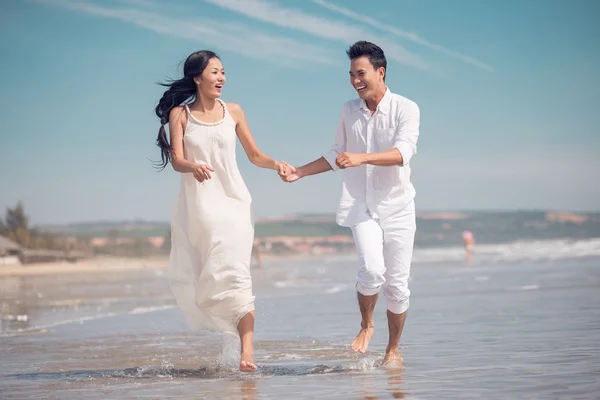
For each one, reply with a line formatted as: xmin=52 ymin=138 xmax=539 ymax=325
xmin=353 ymin=87 xmax=391 ymax=115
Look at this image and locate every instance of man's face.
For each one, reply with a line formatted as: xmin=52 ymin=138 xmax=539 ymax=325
xmin=349 ymin=56 xmax=385 ymax=100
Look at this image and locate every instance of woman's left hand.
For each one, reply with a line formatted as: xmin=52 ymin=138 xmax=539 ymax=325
xmin=277 ymin=161 xmax=295 ymax=178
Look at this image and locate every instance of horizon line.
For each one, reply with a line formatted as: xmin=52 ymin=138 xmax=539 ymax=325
xmin=32 ymin=209 xmax=600 ymax=227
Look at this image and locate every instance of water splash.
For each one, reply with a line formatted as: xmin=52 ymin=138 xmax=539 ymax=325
xmin=352 ymin=357 xmax=377 ymax=371
xmin=219 ymin=332 xmax=240 ymax=369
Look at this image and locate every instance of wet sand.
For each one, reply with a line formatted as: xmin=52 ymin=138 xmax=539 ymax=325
xmin=0 ymin=256 xmax=169 ymax=277
xmin=1 ymin=252 xmax=600 ymax=399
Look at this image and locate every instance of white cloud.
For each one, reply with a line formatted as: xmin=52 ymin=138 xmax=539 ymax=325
xmin=29 ymin=0 xmax=338 ymax=66
xmin=203 ymin=0 xmax=430 ymax=70
xmin=312 ymin=0 xmax=493 ymax=72
xmin=113 ymin=0 xmax=161 ymax=8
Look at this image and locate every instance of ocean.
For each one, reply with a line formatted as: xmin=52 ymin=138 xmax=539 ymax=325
xmin=1 ymin=239 xmax=600 ymax=399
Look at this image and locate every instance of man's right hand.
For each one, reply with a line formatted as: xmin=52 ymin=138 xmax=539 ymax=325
xmin=283 ymin=170 xmax=302 ymax=183
xmin=278 ymin=164 xmax=302 ymax=183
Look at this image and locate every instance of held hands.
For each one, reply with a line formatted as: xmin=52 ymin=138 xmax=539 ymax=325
xmin=277 ymin=161 xmax=301 ymax=183
xmin=192 ymin=164 xmax=215 ymax=182
xmin=335 ymin=152 xmax=366 ymax=169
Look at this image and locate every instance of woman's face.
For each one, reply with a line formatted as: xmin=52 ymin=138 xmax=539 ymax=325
xmin=195 ymin=57 xmax=226 ymax=99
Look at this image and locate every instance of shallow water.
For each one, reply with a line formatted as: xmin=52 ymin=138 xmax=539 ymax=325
xmin=1 ymin=251 xmax=600 ymax=399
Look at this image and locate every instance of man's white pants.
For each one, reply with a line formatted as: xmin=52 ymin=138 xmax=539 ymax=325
xmin=350 ymin=201 xmax=416 ymax=315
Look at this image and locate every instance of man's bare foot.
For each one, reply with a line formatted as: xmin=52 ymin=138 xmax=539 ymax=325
xmin=381 ymin=349 xmax=403 ymax=368
xmin=239 ymin=351 xmax=257 ymax=372
xmin=351 ymin=321 xmax=375 ymax=353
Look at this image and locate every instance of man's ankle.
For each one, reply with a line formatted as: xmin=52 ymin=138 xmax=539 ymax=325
xmin=385 ymin=345 xmax=399 ymax=354
xmin=361 ymin=320 xmax=375 ymax=329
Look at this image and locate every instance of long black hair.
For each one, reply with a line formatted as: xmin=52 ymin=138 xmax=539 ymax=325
xmin=153 ymin=50 xmax=220 ymax=170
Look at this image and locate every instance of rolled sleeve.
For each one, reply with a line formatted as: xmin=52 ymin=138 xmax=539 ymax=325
xmin=393 ymin=101 xmax=420 ymax=166
xmin=322 ymin=107 xmax=347 ymax=172
xmin=323 ymin=148 xmax=341 ymax=171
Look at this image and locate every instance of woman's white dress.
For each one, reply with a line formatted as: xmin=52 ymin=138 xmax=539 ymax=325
xmin=168 ymin=99 xmax=255 ymax=335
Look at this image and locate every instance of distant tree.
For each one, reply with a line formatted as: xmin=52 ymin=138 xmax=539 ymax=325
xmin=0 ymin=202 xmax=93 ymax=254
xmin=3 ymin=202 xmax=30 ymax=247
xmin=5 ymin=202 xmax=29 ymax=232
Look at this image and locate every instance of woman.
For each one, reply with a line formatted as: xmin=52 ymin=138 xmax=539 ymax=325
xmin=154 ymin=50 xmax=291 ymax=372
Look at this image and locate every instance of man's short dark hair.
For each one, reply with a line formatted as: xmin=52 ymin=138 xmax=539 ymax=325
xmin=346 ymin=41 xmax=387 ymax=79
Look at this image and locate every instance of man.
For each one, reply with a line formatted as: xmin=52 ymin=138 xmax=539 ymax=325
xmin=281 ymin=41 xmax=420 ymax=366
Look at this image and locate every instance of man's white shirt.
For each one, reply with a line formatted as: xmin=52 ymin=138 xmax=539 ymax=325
xmin=323 ymin=88 xmax=420 ymax=227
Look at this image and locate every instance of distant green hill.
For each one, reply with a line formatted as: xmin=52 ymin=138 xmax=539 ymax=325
xmin=255 ymin=220 xmax=349 ymax=237
xmin=39 ymin=211 xmax=600 ymax=248
xmin=40 ymin=220 xmax=170 ymax=239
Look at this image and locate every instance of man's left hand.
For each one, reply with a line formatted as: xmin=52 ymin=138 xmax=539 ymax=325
xmin=336 ymin=152 xmax=366 ymax=169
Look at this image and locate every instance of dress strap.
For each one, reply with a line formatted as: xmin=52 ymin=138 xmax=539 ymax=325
xmin=218 ymin=99 xmax=234 ymax=124
xmin=217 ymin=99 xmax=227 ymax=117
xmin=181 ymin=104 xmax=192 ymax=136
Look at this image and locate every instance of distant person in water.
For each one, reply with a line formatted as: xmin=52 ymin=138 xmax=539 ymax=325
xmin=153 ymin=50 xmax=293 ymax=372
xmin=280 ymin=41 xmax=420 ymax=367
xmin=462 ymin=230 xmax=475 ymax=264
xmin=254 ymin=241 xmax=272 ymax=269
xmin=253 ymin=242 xmax=263 ymax=269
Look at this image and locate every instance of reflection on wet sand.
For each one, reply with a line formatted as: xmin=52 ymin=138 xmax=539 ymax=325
xmin=356 ymin=359 xmax=408 ymax=400
xmin=386 ymin=366 xmax=407 ymax=399
xmin=0 ymin=275 xmax=31 ymax=332
xmin=239 ymin=378 xmax=257 ymax=400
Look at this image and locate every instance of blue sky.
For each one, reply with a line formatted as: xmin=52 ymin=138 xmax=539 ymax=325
xmin=1 ymin=0 xmax=599 ymax=225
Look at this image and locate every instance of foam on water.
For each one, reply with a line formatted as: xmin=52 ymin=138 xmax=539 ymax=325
xmin=322 ymin=238 xmax=600 ymax=266
xmin=0 ymin=305 xmax=177 ymax=337
xmin=325 ymin=284 xmax=355 ymax=294
xmin=519 ymin=285 xmax=540 ymax=291
xmin=0 ymin=312 xmax=119 ymax=337
xmin=129 ymin=305 xmax=175 ymax=314
xmin=412 ymin=238 xmax=600 ymax=264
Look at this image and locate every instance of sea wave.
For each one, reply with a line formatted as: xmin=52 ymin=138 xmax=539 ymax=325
xmin=325 ymin=238 xmax=600 ymax=264
xmin=413 ymin=238 xmax=600 ymax=264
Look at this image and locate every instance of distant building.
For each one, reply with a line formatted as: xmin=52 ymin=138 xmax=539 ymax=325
xmin=0 ymin=235 xmax=20 ymax=255
xmin=0 ymin=235 xmax=21 ymax=266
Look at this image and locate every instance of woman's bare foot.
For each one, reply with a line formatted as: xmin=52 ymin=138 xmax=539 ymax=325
xmin=237 ymin=311 xmax=257 ymax=372
xmin=240 ymin=351 xmax=257 ymax=372
xmin=351 ymin=321 xmax=375 ymax=353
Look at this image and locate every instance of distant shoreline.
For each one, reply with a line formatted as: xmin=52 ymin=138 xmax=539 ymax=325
xmin=0 ymin=255 xmax=169 ymax=277
xmin=0 ymin=253 xmax=317 ymax=277
xmin=3 ymin=235 xmax=600 ymax=277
